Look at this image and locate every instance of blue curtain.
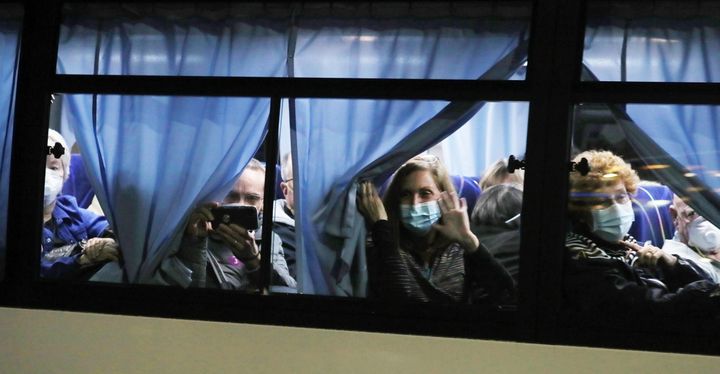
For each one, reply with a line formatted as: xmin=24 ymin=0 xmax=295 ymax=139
xmin=292 ymin=17 xmax=527 ymax=295
xmin=584 ymin=16 xmax=720 ymax=83
xmin=56 ymin=3 xmax=530 ymax=289
xmin=57 ymin=6 xmax=286 ymax=283
xmin=57 ymin=4 xmax=289 ymax=77
xmin=63 ymin=95 xmax=270 ymax=283
xmin=0 ymin=11 xmax=22 ymax=277
xmin=583 ymin=8 xmax=720 ymax=225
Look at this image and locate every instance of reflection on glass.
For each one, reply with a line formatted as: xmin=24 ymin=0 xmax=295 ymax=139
xmin=290 ymin=99 xmax=527 ymax=304
xmin=583 ymin=1 xmax=720 ymax=82
xmin=0 ymin=4 xmax=23 ymax=281
xmin=58 ymin=2 xmax=530 ymax=79
xmin=566 ymin=103 xmax=720 ymax=317
xmin=45 ymin=94 xmax=272 ymax=288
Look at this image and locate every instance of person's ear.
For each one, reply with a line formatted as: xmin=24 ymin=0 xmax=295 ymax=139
xmin=280 ymin=182 xmax=290 ymax=197
xmin=669 ymin=205 xmax=678 ymax=220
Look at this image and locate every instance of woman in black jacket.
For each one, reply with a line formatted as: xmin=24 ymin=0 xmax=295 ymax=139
xmin=356 ymin=155 xmax=514 ymax=304
xmin=565 ymin=150 xmax=720 ymax=316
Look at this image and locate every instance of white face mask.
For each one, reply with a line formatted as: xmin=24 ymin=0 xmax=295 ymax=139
xmin=590 ymin=201 xmax=635 ymax=243
xmin=44 ymin=168 xmax=64 ymax=208
xmin=687 ymin=217 xmax=720 ymax=253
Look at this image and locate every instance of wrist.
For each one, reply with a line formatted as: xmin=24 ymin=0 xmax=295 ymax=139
xmin=460 ymin=233 xmax=480 ymax=253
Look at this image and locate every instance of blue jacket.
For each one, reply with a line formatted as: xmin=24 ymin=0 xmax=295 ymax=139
xmin=41 ymin=195 xmax=109 ymax=279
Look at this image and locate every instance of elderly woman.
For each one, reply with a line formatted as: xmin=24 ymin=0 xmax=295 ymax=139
xmin=357 ymin=155 xmax=514 ymax=304
xmin=565 ymin=150 xmax=719 ymax=315
xmin=470 ymin=183 xmax=523 ymax=285
xmin=41 ymin=129 xmax=120 ymax=279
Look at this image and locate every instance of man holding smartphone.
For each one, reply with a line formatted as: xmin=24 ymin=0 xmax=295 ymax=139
xmin=165 ymin=158 xmax=296 ymax=291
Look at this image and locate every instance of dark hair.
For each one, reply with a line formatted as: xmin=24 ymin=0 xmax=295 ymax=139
xmin=471 ymin=184 xmax=523 ymax=229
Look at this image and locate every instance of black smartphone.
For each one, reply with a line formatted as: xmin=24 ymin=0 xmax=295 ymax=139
xmin=210 ymin=205 xmax=259 ymax=230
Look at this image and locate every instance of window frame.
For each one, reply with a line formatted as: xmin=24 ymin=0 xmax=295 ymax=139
xmin=2 ymin=0 xmax=719 ymax=356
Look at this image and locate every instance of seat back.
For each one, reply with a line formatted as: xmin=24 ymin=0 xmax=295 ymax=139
xmin=628 ymin=184 xmax=675 ymax=247
xmin=451 ymin=175 xmax=482 ymax=214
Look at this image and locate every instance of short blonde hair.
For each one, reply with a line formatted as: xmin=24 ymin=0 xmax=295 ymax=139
xmin=569 ymin=150 xmax=639 ymax=196
xmin=479 ymin=158 xmax=524 ymax=190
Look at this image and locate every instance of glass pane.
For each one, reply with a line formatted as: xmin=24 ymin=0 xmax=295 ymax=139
xmin=583 ymin=1 xmax=720 ymax=82
xmin=285 ymin=98 xmax=527 ymax=306
xmin=566 ymin=103 xmax=720 ymax=318
xmin=58 ymin=2 xmax=531 ymax=80
xmin=0 ymin=4 xmax=23 ymax=281
xmin=41 ymin=94 xmax=278 ymax=293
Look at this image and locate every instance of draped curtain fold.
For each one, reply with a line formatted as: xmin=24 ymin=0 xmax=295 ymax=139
xmin=583 ymin=8 xmax=720 ymax=227
xmin=56 ymin=3 xmax=531 ymax=290
xmin=0 ymin=12 xmax=22 ymax=276
xmin=292 ymin=18 xmax=528 ymax=295
xmin=57 ymin=8 xmax=284 ymax=283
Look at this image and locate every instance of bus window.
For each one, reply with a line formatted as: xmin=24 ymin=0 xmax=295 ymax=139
xmin=57 ymin=2 xmax=531 ymax=80
xmin=286 ymin=98 xmax=527 ymax=307
xmin=566 ymin=102 xmax=720 ymax=319
xmin=40 ymin=93 xmax=274 ymax=291
xmin=583 ymin=1 xmax=720 ymax=83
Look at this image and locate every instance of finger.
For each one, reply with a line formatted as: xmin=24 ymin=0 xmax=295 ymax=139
xmin=459 ymin=197 xmax=467 ymax=211
xmin=621 ymin=241 xmax=642 ymax=252
xmin=197 ymin=206 xmax=215 ymax=221
xmin=217 ymin=230 xmax=246 ymax=250
xmin=229 ymin=224 xmax=250 ymax=237
xmin=437 ymin=193 xmax=449 ymax=213
xmin=449 ymin=191 xmax=460 ymax=209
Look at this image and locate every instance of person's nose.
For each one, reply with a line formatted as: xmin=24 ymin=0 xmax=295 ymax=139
xmin=412 ymin=194 xmax=423 ymax=205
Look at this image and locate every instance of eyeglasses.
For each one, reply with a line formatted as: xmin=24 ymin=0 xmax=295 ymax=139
xmin=570 ymin=191 xmax=631 ymax=208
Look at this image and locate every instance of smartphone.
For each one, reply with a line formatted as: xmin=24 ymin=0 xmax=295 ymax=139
xmin=210 ymin=205 xmax=259 ymax=230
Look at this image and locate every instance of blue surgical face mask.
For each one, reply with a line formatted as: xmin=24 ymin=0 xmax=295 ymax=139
xmin=590 ymin=201 xmax=635 ymax=243
xmin=400 ymin=200 xmax=442 ymax=236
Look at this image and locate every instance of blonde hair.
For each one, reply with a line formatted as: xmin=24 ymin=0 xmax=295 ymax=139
xmin=383 ymin=155 xmax=455 ymax=240
xmin=479 ymin=158 xmax=524 ymax=190
xmin=569 ymin=150 xmax=639 ymax=196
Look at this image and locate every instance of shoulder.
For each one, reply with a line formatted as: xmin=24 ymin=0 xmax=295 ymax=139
xmin=565 ymin=232 xmax=610 ymax=260
xmin=55 ymin=194 xmax=108 ymax=231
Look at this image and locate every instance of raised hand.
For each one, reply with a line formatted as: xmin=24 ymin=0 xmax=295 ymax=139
xmin=185 ymin=202 xmax=219 ymax=238
xmin=356 ymin=181 xmax=388 ymax=225
xmin=432 ymin=191 xmax=479 ymax=253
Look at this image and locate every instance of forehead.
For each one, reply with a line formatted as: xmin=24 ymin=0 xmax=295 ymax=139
xmin=400 ymin=170 xmax=439 ymax=191
xmin=232 ymin=168 xmax=265 ymax=194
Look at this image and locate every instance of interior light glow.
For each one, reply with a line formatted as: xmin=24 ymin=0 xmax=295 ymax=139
xmin=684 ymin=172 xmax=697 ymax=178
xmin=640 ymin=164 xmax=670 ymax=170
xmin=341 ymin=35 xmax=378 ymax=42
